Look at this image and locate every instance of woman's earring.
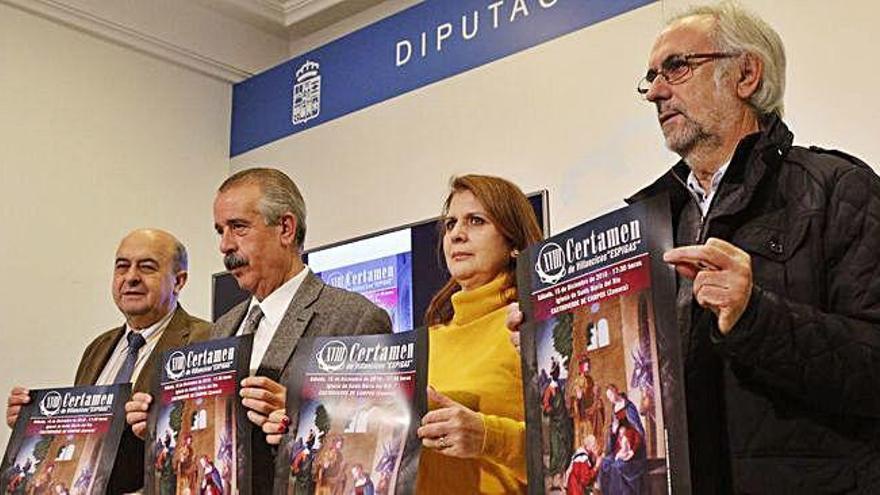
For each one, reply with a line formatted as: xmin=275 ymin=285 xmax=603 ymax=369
xmin=511 ymin=249 xmax=520 ymax=259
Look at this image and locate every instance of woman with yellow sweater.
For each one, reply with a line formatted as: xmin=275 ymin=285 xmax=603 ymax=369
xmin=416 ymin=175 xmax=542 ymax=494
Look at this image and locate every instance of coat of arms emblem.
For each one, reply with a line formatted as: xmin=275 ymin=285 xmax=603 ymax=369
xmin=292 ymin=60 xmax=321 ymax=125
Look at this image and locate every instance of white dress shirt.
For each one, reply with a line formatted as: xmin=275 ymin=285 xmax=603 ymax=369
xmin=237 ymin=266 xmax=311 ymax=374
xmin=95 ymin=305 xmax=177 ymax=386
xmin=686 ymin=162 xmax=730 ymax=217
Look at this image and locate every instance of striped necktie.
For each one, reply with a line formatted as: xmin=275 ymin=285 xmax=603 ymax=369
xmin=114 ymin=331 xmax=147 ymax=384
xmin=241 ymin=305 xmax=264 ymax=335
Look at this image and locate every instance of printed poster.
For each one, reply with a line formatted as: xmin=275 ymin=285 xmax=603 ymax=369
xmin=0 ymin=383 xmax=130 ymax=495
xmin=517 ymin=195 xmax=690 ymax=495
xmin=144 ymin=335 xmax=253 ymax=495
xmin=274 ymin=331 xmax=427 ymax=494
xmin=316 ymin=253 xmax=413 ymax=333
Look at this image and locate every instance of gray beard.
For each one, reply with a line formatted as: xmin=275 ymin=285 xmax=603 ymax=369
xmin=665 ymin=117 xmax=711 ymax=157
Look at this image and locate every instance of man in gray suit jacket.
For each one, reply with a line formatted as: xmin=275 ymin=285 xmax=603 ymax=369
xmin=127 ymin=168 xmax=391 ymax=493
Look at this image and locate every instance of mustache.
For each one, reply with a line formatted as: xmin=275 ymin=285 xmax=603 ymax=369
xmin=657 ymin=102 xmax=686 ymax=117
xmin=223 ymin=253 xmax=248 ymax=271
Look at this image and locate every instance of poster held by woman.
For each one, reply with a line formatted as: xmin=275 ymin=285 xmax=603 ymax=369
xmin=517 ymin=194 xmax=690 ymax=495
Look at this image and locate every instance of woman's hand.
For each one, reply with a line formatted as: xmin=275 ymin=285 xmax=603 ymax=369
xmin=417 ymin=388 xmax=485 ymax=458
xmin=261 ymin=409 xmax=291 ymax=446
xmin=240 ymin=376 xmax=286 ymax=429
xmin=5 ymin=386 xmax=29 ymax=428
xmin=506 ymin=303 xmax=523 ymax=353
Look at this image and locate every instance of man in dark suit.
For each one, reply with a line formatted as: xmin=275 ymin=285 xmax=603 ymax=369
xmin=4 ymin=228 xmax=211 ymax=494
xmin=127 ymin=168 xmax=391 ymax=493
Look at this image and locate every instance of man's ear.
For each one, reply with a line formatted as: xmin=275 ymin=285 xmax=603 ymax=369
xmin=278 ymin=213 xmax=298 ymax=248
xmin=736 ymin=52 xmax=763 ymax=100
xmin=174 ymin=271 xmax=188 ymax=295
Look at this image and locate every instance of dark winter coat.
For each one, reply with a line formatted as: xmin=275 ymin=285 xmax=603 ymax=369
xmin=629 ymin=116 xmax=880 ymax=494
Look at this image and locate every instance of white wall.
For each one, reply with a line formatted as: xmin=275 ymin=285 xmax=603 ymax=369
xmin=233 ymin=0 xmax=880 ymax=252
xmin=288 ymin=0 xmax=421 ymax=57
xmin=4 ymin=0 xmax=879 ymax=452
xmin=0 ymin=3 xmax=230 ymax=447
xmin=5 ymin=0 xmax=291 ymax=77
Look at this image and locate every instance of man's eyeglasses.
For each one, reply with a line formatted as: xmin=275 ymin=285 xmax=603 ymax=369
xmin=637 ymin=52 xmax=740 ymax=97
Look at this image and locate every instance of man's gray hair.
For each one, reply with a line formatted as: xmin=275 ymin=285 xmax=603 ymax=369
xmin=219 ymin=168 xmax=307 ymax=249
xmin=670 ymin=1 xmax=786 ymax=118
xmin=172 ymin=239 xmax=188 ymax=272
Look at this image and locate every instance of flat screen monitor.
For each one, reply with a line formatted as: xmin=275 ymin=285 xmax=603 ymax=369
xmin=212 ymin=191 xmax=549 ymax=329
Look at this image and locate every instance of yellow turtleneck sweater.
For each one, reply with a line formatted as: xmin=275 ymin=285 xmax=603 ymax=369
xmin=417 ymin=275 xmax=527 ymax=494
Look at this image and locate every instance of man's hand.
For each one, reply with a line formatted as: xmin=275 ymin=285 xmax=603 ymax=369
xmin=6 ymin=386 xmax=30 ymax=428
xmin=506 ymin=302 xmax=523 ymax=353
xmin=417 ymin=388 xmax=485 ymax=459
xmin=664 ymin=237 xmax=753 ymax=334
xmin=240 ymin=376 xmax=286 ymax=429
xmin=125 ymin=392 xmax=153 ymax=439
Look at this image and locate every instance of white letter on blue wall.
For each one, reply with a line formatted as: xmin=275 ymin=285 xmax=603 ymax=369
xmin=488 ymin=1 xmax=504 ymax=29
xmin=462 ymin=11 xmax=479 ymax=40
xmin=396 ymin=40 xmax=412 ymax=66
xmin=436 ymin=23 xmax=453 ymax=52
xmin=511 ymin=0 xmax=530 ymax=22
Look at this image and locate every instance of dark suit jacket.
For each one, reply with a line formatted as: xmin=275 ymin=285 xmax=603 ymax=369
xmin=74 ymin=305 xmax=211 ymax=494
xmin=212 ymin=270 xmax=392 ymax=494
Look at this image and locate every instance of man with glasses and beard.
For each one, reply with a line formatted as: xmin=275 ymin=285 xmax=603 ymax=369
xmin=627 ymin=2 xmax=880 ymax=493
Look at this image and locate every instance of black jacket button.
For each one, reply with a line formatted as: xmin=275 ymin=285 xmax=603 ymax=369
xmin=768 ymin=238 xmax=783 ymax=255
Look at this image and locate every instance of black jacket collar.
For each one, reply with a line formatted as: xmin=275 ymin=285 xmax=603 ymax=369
xmin=626 ymin=114 xmax=794 ymax=221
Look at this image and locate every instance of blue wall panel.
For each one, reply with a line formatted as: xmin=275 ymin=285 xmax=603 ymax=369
xmin=231 ymin=0 xmax=655 ymax=157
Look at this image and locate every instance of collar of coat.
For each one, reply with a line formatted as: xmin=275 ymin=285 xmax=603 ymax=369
xmin=627 ymin=114 xmax=794 ymax=222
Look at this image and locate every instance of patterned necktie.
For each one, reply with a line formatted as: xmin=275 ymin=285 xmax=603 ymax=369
xmin=241 ymin=305 xmax=264 ymax=336
xmin=114 ymin=331 xmax=147 ymax=384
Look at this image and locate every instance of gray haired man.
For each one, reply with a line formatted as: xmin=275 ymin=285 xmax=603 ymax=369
xmin=127 ymin=168 xmax=391 ymax=493
xmin=628 ymin=2 xmax=880 ymax=493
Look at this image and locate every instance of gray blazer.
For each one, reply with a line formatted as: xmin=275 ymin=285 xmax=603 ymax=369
xmin=212 ymin=270 xmax=392 ymax=382
xmin=212 ymin=270 xmax=392 ymax=494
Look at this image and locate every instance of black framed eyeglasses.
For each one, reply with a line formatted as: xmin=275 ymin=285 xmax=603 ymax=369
xmin=637 ymin=52 xmax=740 ymax=97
